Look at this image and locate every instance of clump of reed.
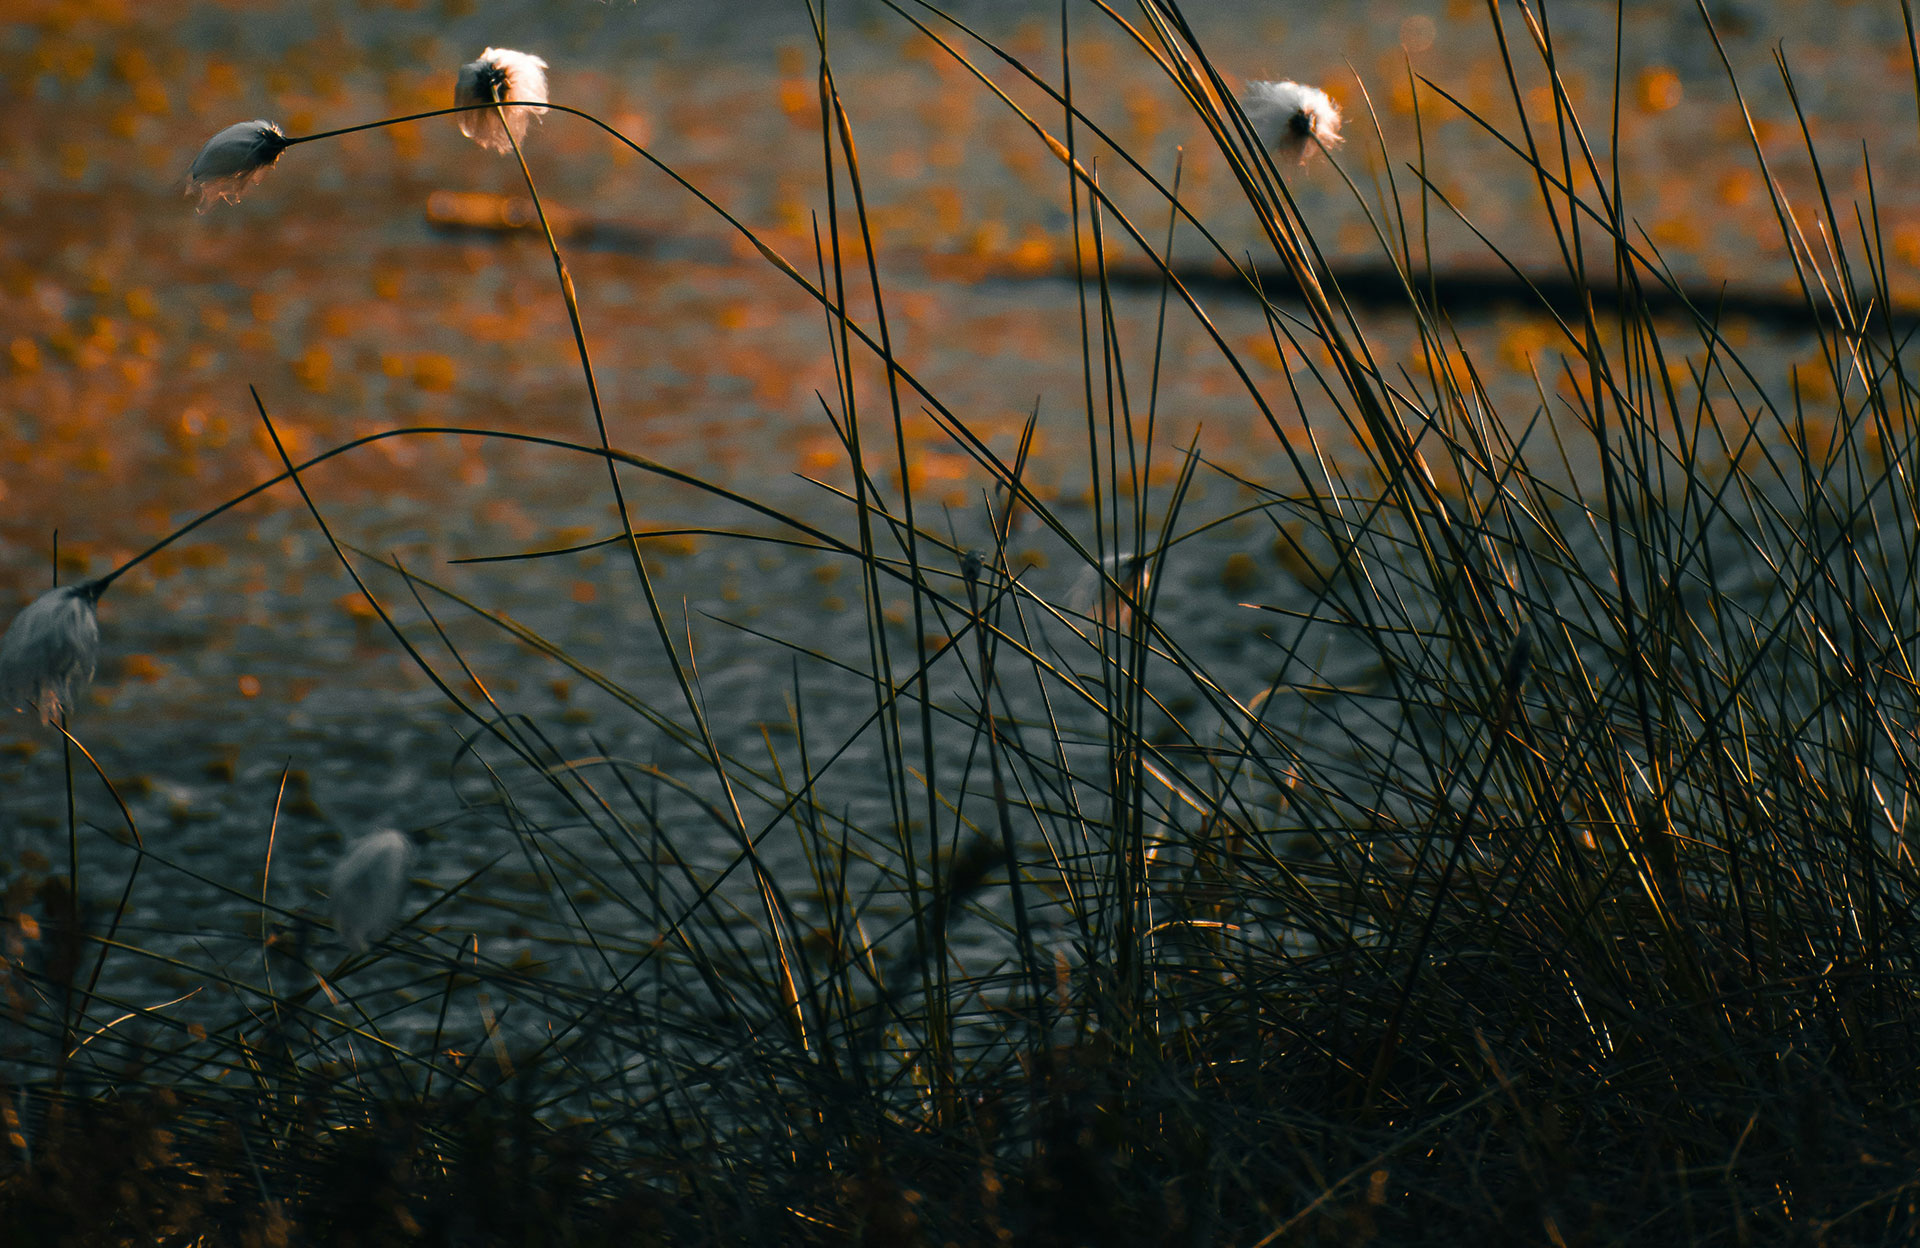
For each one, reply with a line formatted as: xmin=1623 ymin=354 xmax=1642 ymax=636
xmin=6 ymin=2 xmax=1920 ymax=1243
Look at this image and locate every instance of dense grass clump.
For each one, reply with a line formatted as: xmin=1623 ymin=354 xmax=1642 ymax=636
xmin=8 ymin=2 xmax=1920 ymax=1243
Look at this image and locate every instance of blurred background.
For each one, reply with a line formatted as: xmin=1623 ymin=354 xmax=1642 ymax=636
xmin=0 ymin=0 xmax=1912 ymax=957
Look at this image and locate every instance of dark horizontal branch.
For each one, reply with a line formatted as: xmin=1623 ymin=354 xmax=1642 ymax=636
xmin=420 ymin=196 xmax=1912 ymax=331
xmin=1085 ymin=260 xmax=1920 ymax=332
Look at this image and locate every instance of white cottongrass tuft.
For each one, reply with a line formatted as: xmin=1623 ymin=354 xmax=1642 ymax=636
xmin=186 ymin=120 xmax=289 ymax=212
xmin=1068 ymin=551 xmax=1156 ymax=630
xmin=1241 ymin=80 xmax=1343 ymax=164
xmin=0 ymin=581 xmax=102 ymax=725
xmin=330 ymin=829 xmax=418 ymax=952
xmin=455 ymin=47 xmax=550 ymax=154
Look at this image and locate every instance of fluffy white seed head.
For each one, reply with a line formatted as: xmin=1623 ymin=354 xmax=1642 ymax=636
xmin=0 ymin=582 xmax=101 ymax=726
xmin=1242 ymin=80 xmax=1343 ymax=165
xmin=1067 ymin=551 xmax=1155 ymax=630
xmin=186 ymin=120 xmax=289 ymax=212
xmin=330 ymin=829 xmax=417 ymax=952
xmin=455 ymin=47 xmax=550 ymax=154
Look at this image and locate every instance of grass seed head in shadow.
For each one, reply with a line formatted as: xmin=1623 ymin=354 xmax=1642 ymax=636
xmin=1242 ymin=80 xmax=1343 ymax=164
xmin=0 ymin=580 xmax=102 ymax=725
xmin=455 ymin=47 xmax=550 ymax=155
xmin=185 ymin=120 xmax=289 ymax=211
xmin=1069 ymin=550 xmax=1156 ymax=630
xmin=330 ymin=828 xmax=418 ymax=952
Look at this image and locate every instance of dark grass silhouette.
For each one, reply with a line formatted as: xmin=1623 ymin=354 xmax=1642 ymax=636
xmin=7 ymin=2 xmax=1920 ymax=1243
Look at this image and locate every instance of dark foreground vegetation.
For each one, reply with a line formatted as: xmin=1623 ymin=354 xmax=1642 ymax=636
xmin=8 ymin=1 xmax=1920 ymax=1243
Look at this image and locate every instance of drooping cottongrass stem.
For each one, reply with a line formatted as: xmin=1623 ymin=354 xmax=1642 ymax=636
xmin=1241 ymin=80 xmax=1343 ymax=164
xmin=186 ymin=119 xmax=289 ymax=211
xmin=186 ymin=47 xmax=548 ymax=212
xmin=0 ymin=581 xmax=102 ymax=724
xmin=455 ymin=47 xmax=550 ymax=154
xmin=330 ymin=829 xmax=417 ymax=952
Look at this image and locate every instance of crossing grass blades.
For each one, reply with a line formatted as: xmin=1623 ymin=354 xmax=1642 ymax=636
xmin=8 ymin=1 xmax=1920 ymax=1243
